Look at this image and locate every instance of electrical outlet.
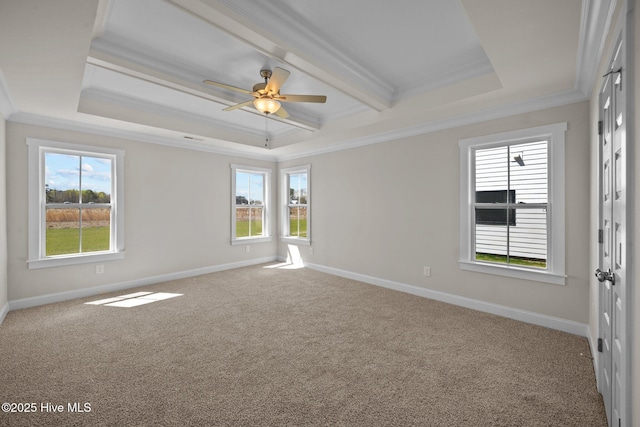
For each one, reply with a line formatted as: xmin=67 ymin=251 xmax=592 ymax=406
xmin=245 ymin=245 xmax=250 ymax=253
xmin=96 ymin=265 xmax=104 ymax=274
xmin=423 ymin=266 xmax=431 ymax=277
xmin=310 ymin=247 xmax=314 ymax=255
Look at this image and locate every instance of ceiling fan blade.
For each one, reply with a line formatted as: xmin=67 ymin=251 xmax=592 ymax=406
xmin=279 ymin=94 xmax=327 ymax=103
xmin=265 ymin=67 xmax=290 ymax=94
xmin=203 ymin=79 xmax=252 ymax=95
xmin=223 ymin=100 xmax=254 ymax=111
xmin=274 ymin=105 xmax=289 ymax=119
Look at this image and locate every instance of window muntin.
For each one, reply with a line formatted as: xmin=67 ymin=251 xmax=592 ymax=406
xmin=231 ymin=165 xmax=271 ymax=243
xmin=281 ymin=165 xmax=310 ymax=243
xmin=27 ymin=139 xmax=125 ymax=269
xmin=473 ymin=140 xmax=548 ymax=268
xmin=459 ymin=123 xmax=566 ymax=285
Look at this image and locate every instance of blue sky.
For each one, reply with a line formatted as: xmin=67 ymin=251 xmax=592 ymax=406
xmin=45 ymin=152 xmax=112 ymax=194
xmin=289 ymin=173 xmax=307 ymax=201
xmin=235 ymin=172 xmax=264 ymax=203
xmin=235 ymin=172 xmax=308 ymax=204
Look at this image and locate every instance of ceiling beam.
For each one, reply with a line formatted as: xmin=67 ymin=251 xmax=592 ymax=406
xmin=168 ymin=0 xmax=390 ymax=111
xmin=86 ymin=50 xmax=320 ymax=131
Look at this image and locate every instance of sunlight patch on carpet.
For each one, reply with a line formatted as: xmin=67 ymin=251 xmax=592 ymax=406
xmin=263 ymin=262 xmax=304 ymax=270
xmin=85 ymin=292 xmax=183 ymax=308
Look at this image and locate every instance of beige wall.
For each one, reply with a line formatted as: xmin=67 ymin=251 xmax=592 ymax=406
xmin=0 ymin=113 xmax=7 ymax=316
xmin=6 ymin=122 xmax=277 ymax=302
xmin=280 ymin=101 xmax=591 ymax=323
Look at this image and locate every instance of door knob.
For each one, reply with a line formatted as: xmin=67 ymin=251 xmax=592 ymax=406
xmin=594 ymin=268 xmax=615 ymax=284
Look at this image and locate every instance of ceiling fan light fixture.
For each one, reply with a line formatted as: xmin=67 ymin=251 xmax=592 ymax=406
xmin=254 ymin=97 xmax=281 ymax=115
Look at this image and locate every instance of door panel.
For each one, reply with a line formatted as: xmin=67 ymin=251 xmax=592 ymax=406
xmin=597 ymin=32 xmax=628 ymax=427
xmin=610 ymin=34 xmax=625 ymax=426
xmin=598 ymin=77 xmax=613 ymax=424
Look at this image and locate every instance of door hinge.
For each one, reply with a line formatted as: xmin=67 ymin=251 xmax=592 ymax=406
xmin=597 ymin=338 xmax=603 ymax=352
xmin=598 ymin=120 xmax=603 ymax=135
xmin=598 ymin=229 xmax=603 ymax=244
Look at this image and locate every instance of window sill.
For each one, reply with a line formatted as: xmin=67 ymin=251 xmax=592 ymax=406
xmin=459 ymin=260 xmax=566 ymax=285
xmin=280 ymin=237 xmax=310 ymax=246
xmin=28 ymin=251 xmax=125 ymax=270
xmin=231 ymin=237 xmax=272 ymax=245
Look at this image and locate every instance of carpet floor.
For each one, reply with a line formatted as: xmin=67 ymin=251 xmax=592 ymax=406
xmin=0 ymin=263 xmax=606 ymax=426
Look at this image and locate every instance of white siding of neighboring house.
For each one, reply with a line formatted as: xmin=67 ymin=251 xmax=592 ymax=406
xmin=474 ymin=140 xmax=548 ymax=262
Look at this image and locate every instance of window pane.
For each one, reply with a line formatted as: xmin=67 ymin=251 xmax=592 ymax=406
xmin=289 ymin=173 xmax=307 ymax=204
xmin=46 ymin=208 xmax=80 ymax=256
xmin=248 ymin=207 xmax=263 ymax=236
xmin=236 ymin=172 xmax=264 ymax=207
xmin=475 ymin=141 xmax=548 ymax=204
xmin=81 ymin=208 xmax=111 ymax=252
xmin=81 ymin=156 xmax=112 ymax=203
xmin=236 ymin=206 xmax=250 ymax=237
xmin=289 ymin=206 xmax=307 ymax=238
xmin=510 ymin=141 xmax=547 ymax=203
xmin=45 ymin=153 xmax=80 ymax=203
xmin=475 ymin=208 xmax=547 ymax=268
xmin=475 ymin=209 xmax=508 ymax=262
xmin=475 ymin=146 xmax=508 ymax=195
xmin=236 ymin=206 xmax=263 ymax=237
xmin=236 ymin=172 xmax=250 ymax=205
xmin=249 ymin=173 xmax=264 ymax=205
xmin=509 ymin=208 xmax=547 ymax=267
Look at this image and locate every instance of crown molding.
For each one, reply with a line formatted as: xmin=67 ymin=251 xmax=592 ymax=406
xmin=393 ymin=55 xmax=495 ymax=103
xmin=6 ymin=85 xmax=588 ymax=165
xmin=8 ymin=112 xmax=278 ymax=161
xmin=275 ymin=89 xmax=588 ymax=162
xmin=574 ymin=0 xmax=617 ymax=95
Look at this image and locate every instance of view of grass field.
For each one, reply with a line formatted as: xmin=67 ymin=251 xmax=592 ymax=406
xmin=235 ymin=219 xmax=308 ymax=238
xmin=476 ymin=253 xmax=546 ymax=268
xmin=236 ymin=220 xmax=263 ymax=238
xmin=290 ymin=219 xmax=307 ymax=238
xmin=46 ymin=227 xmax=110 ymax=256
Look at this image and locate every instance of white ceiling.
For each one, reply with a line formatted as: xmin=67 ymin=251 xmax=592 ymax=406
xmin=0 ymin=0 xmax=614 ymax=160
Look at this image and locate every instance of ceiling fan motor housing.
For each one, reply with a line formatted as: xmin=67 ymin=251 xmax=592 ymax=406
xmin=253 ymin=82 xmax=267 ymax=94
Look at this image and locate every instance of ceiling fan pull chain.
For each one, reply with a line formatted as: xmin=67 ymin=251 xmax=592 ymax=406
xmin=264 ymin=114 xmax=269 ymax=148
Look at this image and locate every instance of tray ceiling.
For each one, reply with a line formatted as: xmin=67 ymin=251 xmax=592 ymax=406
xmin=0 ymin=0 xmax=610 ymax=159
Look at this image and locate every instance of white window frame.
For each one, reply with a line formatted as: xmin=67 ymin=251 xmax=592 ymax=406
xmin=27 ymin=138 xmax=125 ymax=269
xmin=280 ymin=164 xmax=311 ymax=245
xmin=231 ymin=164 xmax=272 ymax=245
xmin=458 ymin=123 xmax=566 ymax=285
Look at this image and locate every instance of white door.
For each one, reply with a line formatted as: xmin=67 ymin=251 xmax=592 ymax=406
xmin=596 ymin=32 xmax=628 ymax=427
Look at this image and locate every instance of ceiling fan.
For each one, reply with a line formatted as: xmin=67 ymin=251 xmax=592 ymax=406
xmin=203 ymin=67 xmax=326 ymax=119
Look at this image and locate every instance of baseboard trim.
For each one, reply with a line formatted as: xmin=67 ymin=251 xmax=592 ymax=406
xmin=306 ymin=262 xmax=589 ymax=337
xmin=8 ymin=257 xmax=277 ymax=312
xmin=0 ymin=302 xmax=8 ymax=326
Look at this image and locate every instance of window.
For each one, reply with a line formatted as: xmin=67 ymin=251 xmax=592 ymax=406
xmin=231 ymin=165 xmax=271 ymax=244
xmin=27 ymin=139 xmax=125 ymax=269
xmin=459 ymin=123 xmax=566 ymax=285
xmin=281 ymin=165 xmax=310 ymax=244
